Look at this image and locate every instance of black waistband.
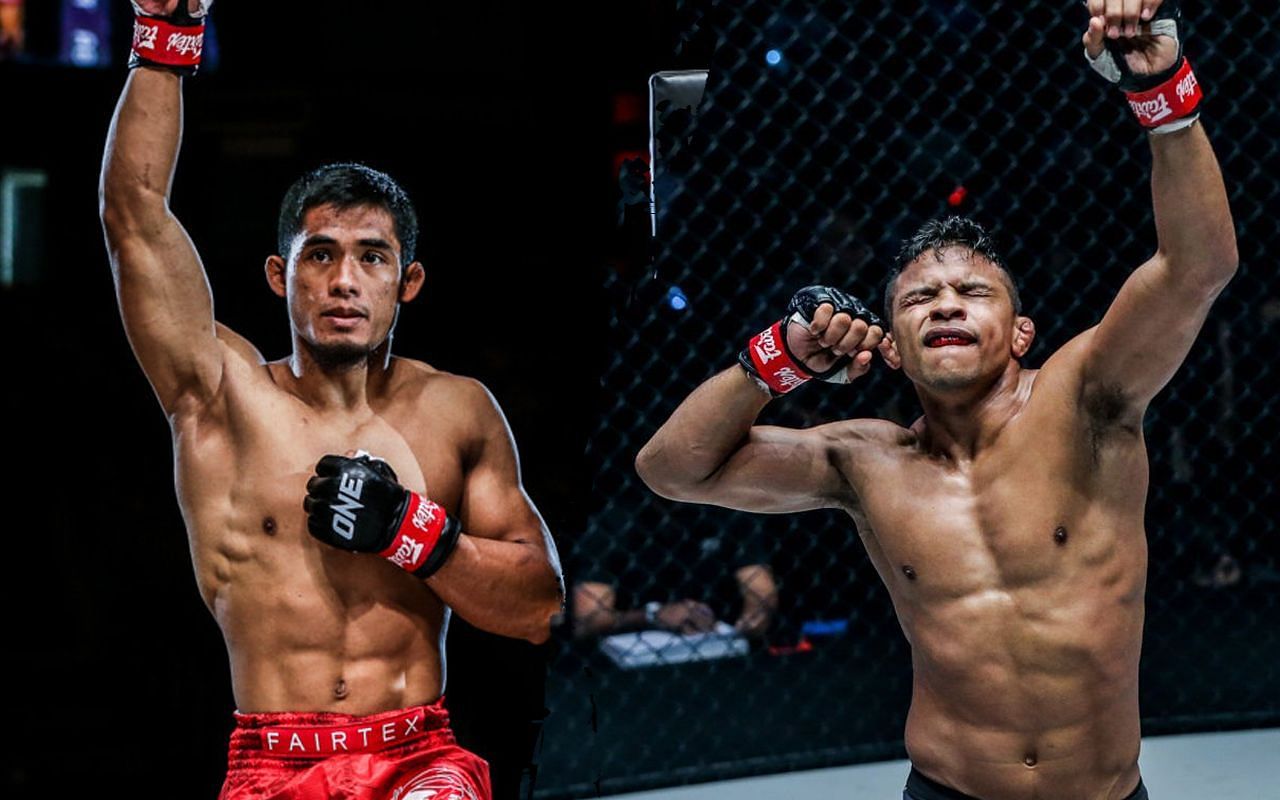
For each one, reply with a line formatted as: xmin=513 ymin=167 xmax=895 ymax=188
xmin=905 ymin=767 xmax=1148 ymax=800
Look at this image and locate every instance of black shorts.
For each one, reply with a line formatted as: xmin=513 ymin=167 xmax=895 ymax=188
xmin=903 ymin=766 xmax=1149 ymax=800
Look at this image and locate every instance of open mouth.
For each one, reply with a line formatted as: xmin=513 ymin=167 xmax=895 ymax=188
xmin=923 ymin=328 xmax=977 ymax=348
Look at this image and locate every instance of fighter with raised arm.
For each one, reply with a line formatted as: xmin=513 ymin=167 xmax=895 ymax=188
xmin=636 ymin=2 xmax=1235 ymax=798
xmin=100 ymin=3 xmax=563 ymax=797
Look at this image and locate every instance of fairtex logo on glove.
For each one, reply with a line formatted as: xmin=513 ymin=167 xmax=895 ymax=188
xmin=378 ymin=493 xmax=448 ymax=575
xmin=1128 ymin=94 xmax=1172 ymax=125
xmin=1124 ymin=58 xmax=1202 ymax=130
xmin=388 ymin=535 xmax=426 ymax=571
xmin=166 ymin=30 xmax=204 ymax=58
xmin=1176 ymin=71 xmax=1199 ymax=103
xmin=745 ymin=320 xmax=812 ymax=395
xmin=753 ymin=326 xmax=784 ymax=364
xmin=133 ymin=21 xmax=158 ymax=51
xmin=411 ymin=501 xmax=438 ymax=532
xmin=131 ymin=17 xmax=205 ymax=68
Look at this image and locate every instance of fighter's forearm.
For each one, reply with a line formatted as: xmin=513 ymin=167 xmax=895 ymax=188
xmin=426 ymin=533 xmax=563 ymax=644
xmin=635 ymin=366 xmax=770 ymax=496
xmin=1148 ymin=124 xmax=1238 ymax=285
xmin=100 ymin=68 xmax=184 ymax=225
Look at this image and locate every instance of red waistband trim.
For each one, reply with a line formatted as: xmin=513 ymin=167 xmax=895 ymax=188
xmin=231 ymin=698 xmax=452 ymax=759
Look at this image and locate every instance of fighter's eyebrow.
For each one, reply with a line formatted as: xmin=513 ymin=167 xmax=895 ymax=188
xmin=298 ymin=235 xmax=396 ymax=254
xmin=299 ymin=234 xmax=338 ymax=249
xmin=899 ymin=283 xmax=940 ymax=302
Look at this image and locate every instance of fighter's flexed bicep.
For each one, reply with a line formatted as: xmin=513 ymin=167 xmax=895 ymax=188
xmin=1075 ymin=0 xmax=1237 ymax=412
xmin=100 ymin=2 xmax=226 ymax=415
xmin=645 ymin=409 xmax=855 ymax=514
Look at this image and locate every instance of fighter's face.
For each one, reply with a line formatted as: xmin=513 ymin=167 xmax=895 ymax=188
xmin=885 ymin=248 xmax=1032 ymax=392
xmin=269 ymin=203 xmax=423 ymax=367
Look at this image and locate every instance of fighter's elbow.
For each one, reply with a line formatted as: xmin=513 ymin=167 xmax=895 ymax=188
xmin=522 ymin=598 xmax=559 ymax=645
xmin=1217 ymin=243 xmax=1240 ymax=285
xmin=635 ymin=441 xmax=704 ymax=501
xmin=634 ymin=439 xmax=660 ymax=485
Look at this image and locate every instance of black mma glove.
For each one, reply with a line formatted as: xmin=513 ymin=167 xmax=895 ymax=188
xmin=738 ymin=285 xmax=882 ymax=397
xmin=1085 ymin=0 xmax=1202 ymax=133
xmin=304 ymin=452 xmax=461 ymax=579
xmin=129 ymin=0 xmax=212 ymax=76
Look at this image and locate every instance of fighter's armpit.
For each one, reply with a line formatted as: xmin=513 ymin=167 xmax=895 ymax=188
xmin=823 ymin=417 xmax=915 ymax=504
xmin=215 ymin=322 xmax=268 ymax=367
xmin=1035 ymin=329 xmax=1145 ymax=434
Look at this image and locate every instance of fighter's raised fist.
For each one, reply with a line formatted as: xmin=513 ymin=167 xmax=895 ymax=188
xmin=739 ymin=286 xmax=883 ymax=397
xmin=1082 ymin=0 xmax=1201 ymax=133
xmin=1083 ymin=0 xmax=1177 ymax=78
xmin=787 ymin=297 xmax=885 ymax=379
xmin=129 ymin=0 xmax=212 ymax=74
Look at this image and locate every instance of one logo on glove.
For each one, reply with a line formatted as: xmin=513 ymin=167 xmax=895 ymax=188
xmin=331 ymin=476 xmax=365 ymax=541
xmin=388 ymin=534 xmax=426 ymax=571
xmin=753 ymin=326 xmax=784 ymax=364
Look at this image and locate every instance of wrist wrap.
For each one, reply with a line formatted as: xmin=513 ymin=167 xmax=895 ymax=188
xmin=739 ymin=320 xmax=811 ymax=397
xmin=380 ymin=493 xmax=462 ymax=579
xmin=1125 ymin=57 xmax=1201 ymax=133
xmin=130 ymin=7 xmax=207 ymax=74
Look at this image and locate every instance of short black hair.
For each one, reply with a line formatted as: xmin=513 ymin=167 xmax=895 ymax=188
xmin=277 ymin=163 xmax=419 ymax=266
xmin=882 ymin=216 xmax=1021 ymax=326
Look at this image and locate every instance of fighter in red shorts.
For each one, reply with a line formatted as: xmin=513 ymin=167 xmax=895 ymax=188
xmin=99 ymin=3 xmax=564 ymax=798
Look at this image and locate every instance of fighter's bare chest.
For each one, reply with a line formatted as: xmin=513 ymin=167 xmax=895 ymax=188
xmin=847 ymin=430 xmax=1097 ymax=594
xmin=181 ymin=390 xmax=468 ymax=529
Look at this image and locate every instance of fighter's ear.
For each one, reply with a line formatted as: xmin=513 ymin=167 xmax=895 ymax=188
xmin=1012 ymin=316 xmax=1035 ymax=359
xmin=399 ymin=261 xmax=425 ymax=303
xmin=879 ymin=331 xmax=901 ymax=370
xmin=265 ymin=255 xmax=287 ymax=298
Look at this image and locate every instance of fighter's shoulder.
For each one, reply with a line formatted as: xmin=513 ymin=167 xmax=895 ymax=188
xmin=1027 ymin=331 xmax=1144 ymax=435
xmin=387 ymin=358 xmax=506 ymax=427
xmin=213 ymin=323 xmax=269 ymax=377
xmin=818 ymin=417 xmax=916 ymax=452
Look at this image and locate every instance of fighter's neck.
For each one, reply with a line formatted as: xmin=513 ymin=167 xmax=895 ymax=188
xmin=281 ymin=343 xmax=395 ymax=412
xmin=912 ymin=364 xmax=1033 ymax=462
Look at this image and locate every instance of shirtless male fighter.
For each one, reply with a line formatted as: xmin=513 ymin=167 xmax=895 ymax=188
xmin=99 ymin=3 xmax=563 ymax=797
xmin=636 ymin=2 xmax=1236 ymax=798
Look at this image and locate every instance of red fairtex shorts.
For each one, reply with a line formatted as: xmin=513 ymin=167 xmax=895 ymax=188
xmin=219 ymin=698 xmax=491 ymax=800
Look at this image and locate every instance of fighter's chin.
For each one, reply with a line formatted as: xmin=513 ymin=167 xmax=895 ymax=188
xmin=303 ymin=338 xmax=375 ymax=370
xmin=911 ymin=363 xmax=986 ymax=392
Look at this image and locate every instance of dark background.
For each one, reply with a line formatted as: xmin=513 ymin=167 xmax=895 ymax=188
xmin=0 ymin=1 xmax=664 ymax=797
xmin=546 ymin=0 xmax=1280 ymax=797
xmin=6 ymin=2 xmax=1278 ymax=800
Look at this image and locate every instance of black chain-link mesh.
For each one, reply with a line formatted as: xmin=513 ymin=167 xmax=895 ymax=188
xmin=540 ymin=2 xmax=1279 ymax=796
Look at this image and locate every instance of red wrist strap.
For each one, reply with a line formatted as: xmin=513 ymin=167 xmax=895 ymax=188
xmin=132 ymin=17 xmax=206 ymax=68
xmin=745 ymin=320 xmax=811 ymax=395
xmin=1125 ymin=58 xmax=1202 ymax=129
xmin=379 ymin=493 xmax=448 ymax=575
